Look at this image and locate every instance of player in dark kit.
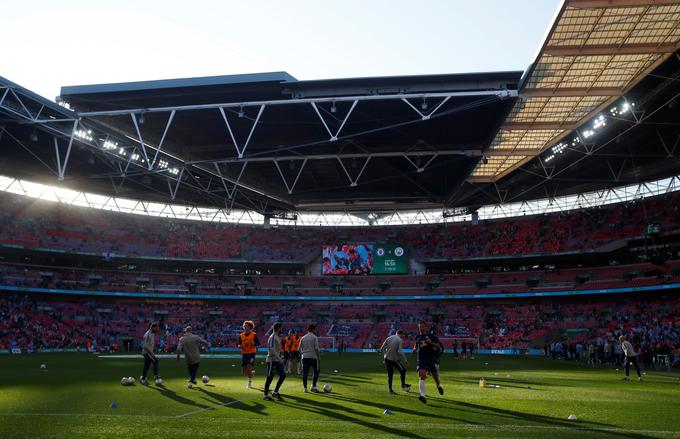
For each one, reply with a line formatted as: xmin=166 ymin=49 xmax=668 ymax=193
xmin=413 ymin=321 xmax=444 ymax=403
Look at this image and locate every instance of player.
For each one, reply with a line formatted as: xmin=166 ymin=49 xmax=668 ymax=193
xmin=283 ymin=330 xmax=293 ymax=373
xmin=238 ymin=320 xmax=260 ymax=389
xmin=414 ymin=321 xmax=444 ymax=403
xmin=290 ymin=329 xmax=302 ymax=374
xmin=176 ymin=326 xmax=210 ymax=386
xmin=619 ymin=335 xmax=642 ymax=381
xmin=140 ymin=322 xmax=160 ymax=385
xmin=263 ymin=322 xmax=286 ymax=400
xmin=299 ymin=324 xmax=321 ymax=392
xmin=379 ymin=330 xmax=411 ymax=394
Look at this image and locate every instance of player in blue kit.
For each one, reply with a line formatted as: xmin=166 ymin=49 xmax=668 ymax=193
xmin=413 ymin=321 xmax=444 ymax=404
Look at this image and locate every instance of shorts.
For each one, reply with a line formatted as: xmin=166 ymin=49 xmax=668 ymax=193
xmin=242 ymin=353 xmax=256 ymax=367
xmin=417 ymin=358 xmax=438 ymax=374
xmin=266 ymin=361 xmax=286 ymax=378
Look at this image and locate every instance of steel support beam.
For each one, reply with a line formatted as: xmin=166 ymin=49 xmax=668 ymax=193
xmin=311 ymin=100 xmax=358 ymax=141
xmin=151 ymin=110 xmax=176 ymax=168
xmin=131 ymin=113 xmax=151 ymax=168
xmin=337 ymin=156 xmax=371 ymax=187
xmin=77 ymin=90 xmax=517 ymax=118
xmin=219 ymin=104 xmax=265 ymax=158
xmin=401 ymin=96 xmax=452 ymax=121
xmin=187 ymin=149 xmax=481 ymax=166
xmin=59 ymin=120 xmax=78 ymax=181
xmin=274 ymin=159 xmax=308 ymax=194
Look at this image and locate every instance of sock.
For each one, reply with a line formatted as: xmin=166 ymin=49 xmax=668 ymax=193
xmin=419 ymin=379 xmax=426 ymax=397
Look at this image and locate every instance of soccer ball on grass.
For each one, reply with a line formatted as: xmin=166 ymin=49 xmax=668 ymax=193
xmin=323 ymin=383 xmax=333 ymax=393
xmin=202 ymin=375 xmax=210 ymax=384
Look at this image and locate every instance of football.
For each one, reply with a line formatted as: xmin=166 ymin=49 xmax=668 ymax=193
xmin=202 ymin=375 xmax=210 ymax=384
xmin=40 ymin=364 xmax=47 ymax=370
xmin=154 ymin=378 xmax=163 ymax=385
xmin=121 ymin=377 xmax=130 ymax=386
xmin=188 ymin=382 xmax=193 ymax=389
xmin=128 ymin=377 xmax=135 ymax=384
xmin=323 ymin=383 xmax=332 ymax=393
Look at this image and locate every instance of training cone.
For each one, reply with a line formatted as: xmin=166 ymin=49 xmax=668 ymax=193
xmin=383 ymin=409 xmax=393 ymax=415
xmin=110 ymin=402 xmax=118 ymax=409
xmin=568 ymin=414 xmax=577 ymax=421
xmin=479 ymin=378 xmax=487 ymax=388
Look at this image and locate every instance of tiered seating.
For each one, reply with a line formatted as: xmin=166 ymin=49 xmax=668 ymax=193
xmin=1 ymin=259 xmax=678 ymax=298
xmin=1 ymin=190 xmax=678 ymax=262
xmin=2 ymin=293 xmax=678 ymax=356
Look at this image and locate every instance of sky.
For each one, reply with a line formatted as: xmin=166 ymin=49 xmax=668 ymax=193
xmin=1 ymin=0 xmax=561 ymax=101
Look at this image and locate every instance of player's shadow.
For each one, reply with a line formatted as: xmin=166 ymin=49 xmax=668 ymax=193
xmin=456 ymin=375 xmax=563 ymax=387
xmin=325 ymin=374 xmax=373 ymax=383
xmin=440 ymin=400 xmax=656 ymax=439
xmin=145 ymin=384 xmax=211 ymax=410
xmin=448 ymin=377 xmax=545 ymax=390
xmin=325 ymin=394 xmax=479 ymax=423
xmin=197 ymin=387 xmax=268 ymax=416
xmin=318 ymin=377 xmax=358 ymax=387
xmin=275 ymin=394 xmax=427 ymax=439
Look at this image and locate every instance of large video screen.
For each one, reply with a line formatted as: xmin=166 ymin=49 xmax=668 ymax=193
xmin=322 ymin=243 xmax=409 ymax=275
xmin=322 ymin=244 xmax=373 ymax=275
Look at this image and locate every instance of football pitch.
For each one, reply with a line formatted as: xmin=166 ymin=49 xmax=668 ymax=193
xmin=0 ymin=353 xmax=679 ymax=438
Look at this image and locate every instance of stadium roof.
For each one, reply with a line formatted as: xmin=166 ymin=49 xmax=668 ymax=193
xmin=0 ymin=0 xmax=679 ymax=217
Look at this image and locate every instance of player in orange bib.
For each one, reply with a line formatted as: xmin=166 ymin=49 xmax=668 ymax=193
xmin=238 ymin=320 xmax=260 ymax=389
xmin=289 ymin=329 xmax=302 ymax=374
xmin=283 ymin=330 xmax=293 ymax=373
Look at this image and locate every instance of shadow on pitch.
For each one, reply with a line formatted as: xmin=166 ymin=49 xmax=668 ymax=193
xmin=455 ymin=375 xmax=564 ymax=387
xmin=325 ymin=374 xmax=373 ymax=383
xmin=145 ymin=384 xmax=212 ymax=410
xmin=437 ymin=399 xmax=657 ymax=439
xmin=274 ymin=393 xmax=428 ymax=439
xmin=197 ymin=387 xmax=268 ymax=416
xmin=323 ymin=393 xmax=480 ymax=423
xmin=448 ymin=377 xmax=545 ymax=390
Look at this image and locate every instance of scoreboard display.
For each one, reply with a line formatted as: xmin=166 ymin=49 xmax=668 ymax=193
xmin=372 ymin=244 xmax=409 ymax=274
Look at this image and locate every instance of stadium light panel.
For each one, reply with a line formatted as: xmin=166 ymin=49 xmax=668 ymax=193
xmin=103 ymin=140 xmax=118 ymax=150
xmin=74 ymin=129 xmax=93 ymax=142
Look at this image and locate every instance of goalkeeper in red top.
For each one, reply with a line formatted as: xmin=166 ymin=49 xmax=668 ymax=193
xmin=238 ymin=320 xmax=260 ymax=389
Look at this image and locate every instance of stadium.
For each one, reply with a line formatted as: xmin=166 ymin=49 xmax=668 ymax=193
xmin=1 ymin=0 xmax=680 ymax=438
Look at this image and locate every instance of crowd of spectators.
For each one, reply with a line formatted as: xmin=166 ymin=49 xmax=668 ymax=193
xmin=0 ymin=191 xmax=678 ymax=262
xmin=1 ymin=293 xmax=678 ymax=370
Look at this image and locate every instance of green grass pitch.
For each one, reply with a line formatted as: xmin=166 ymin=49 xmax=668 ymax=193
xmin=0 ymin=353 xmax=679 ymax=438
